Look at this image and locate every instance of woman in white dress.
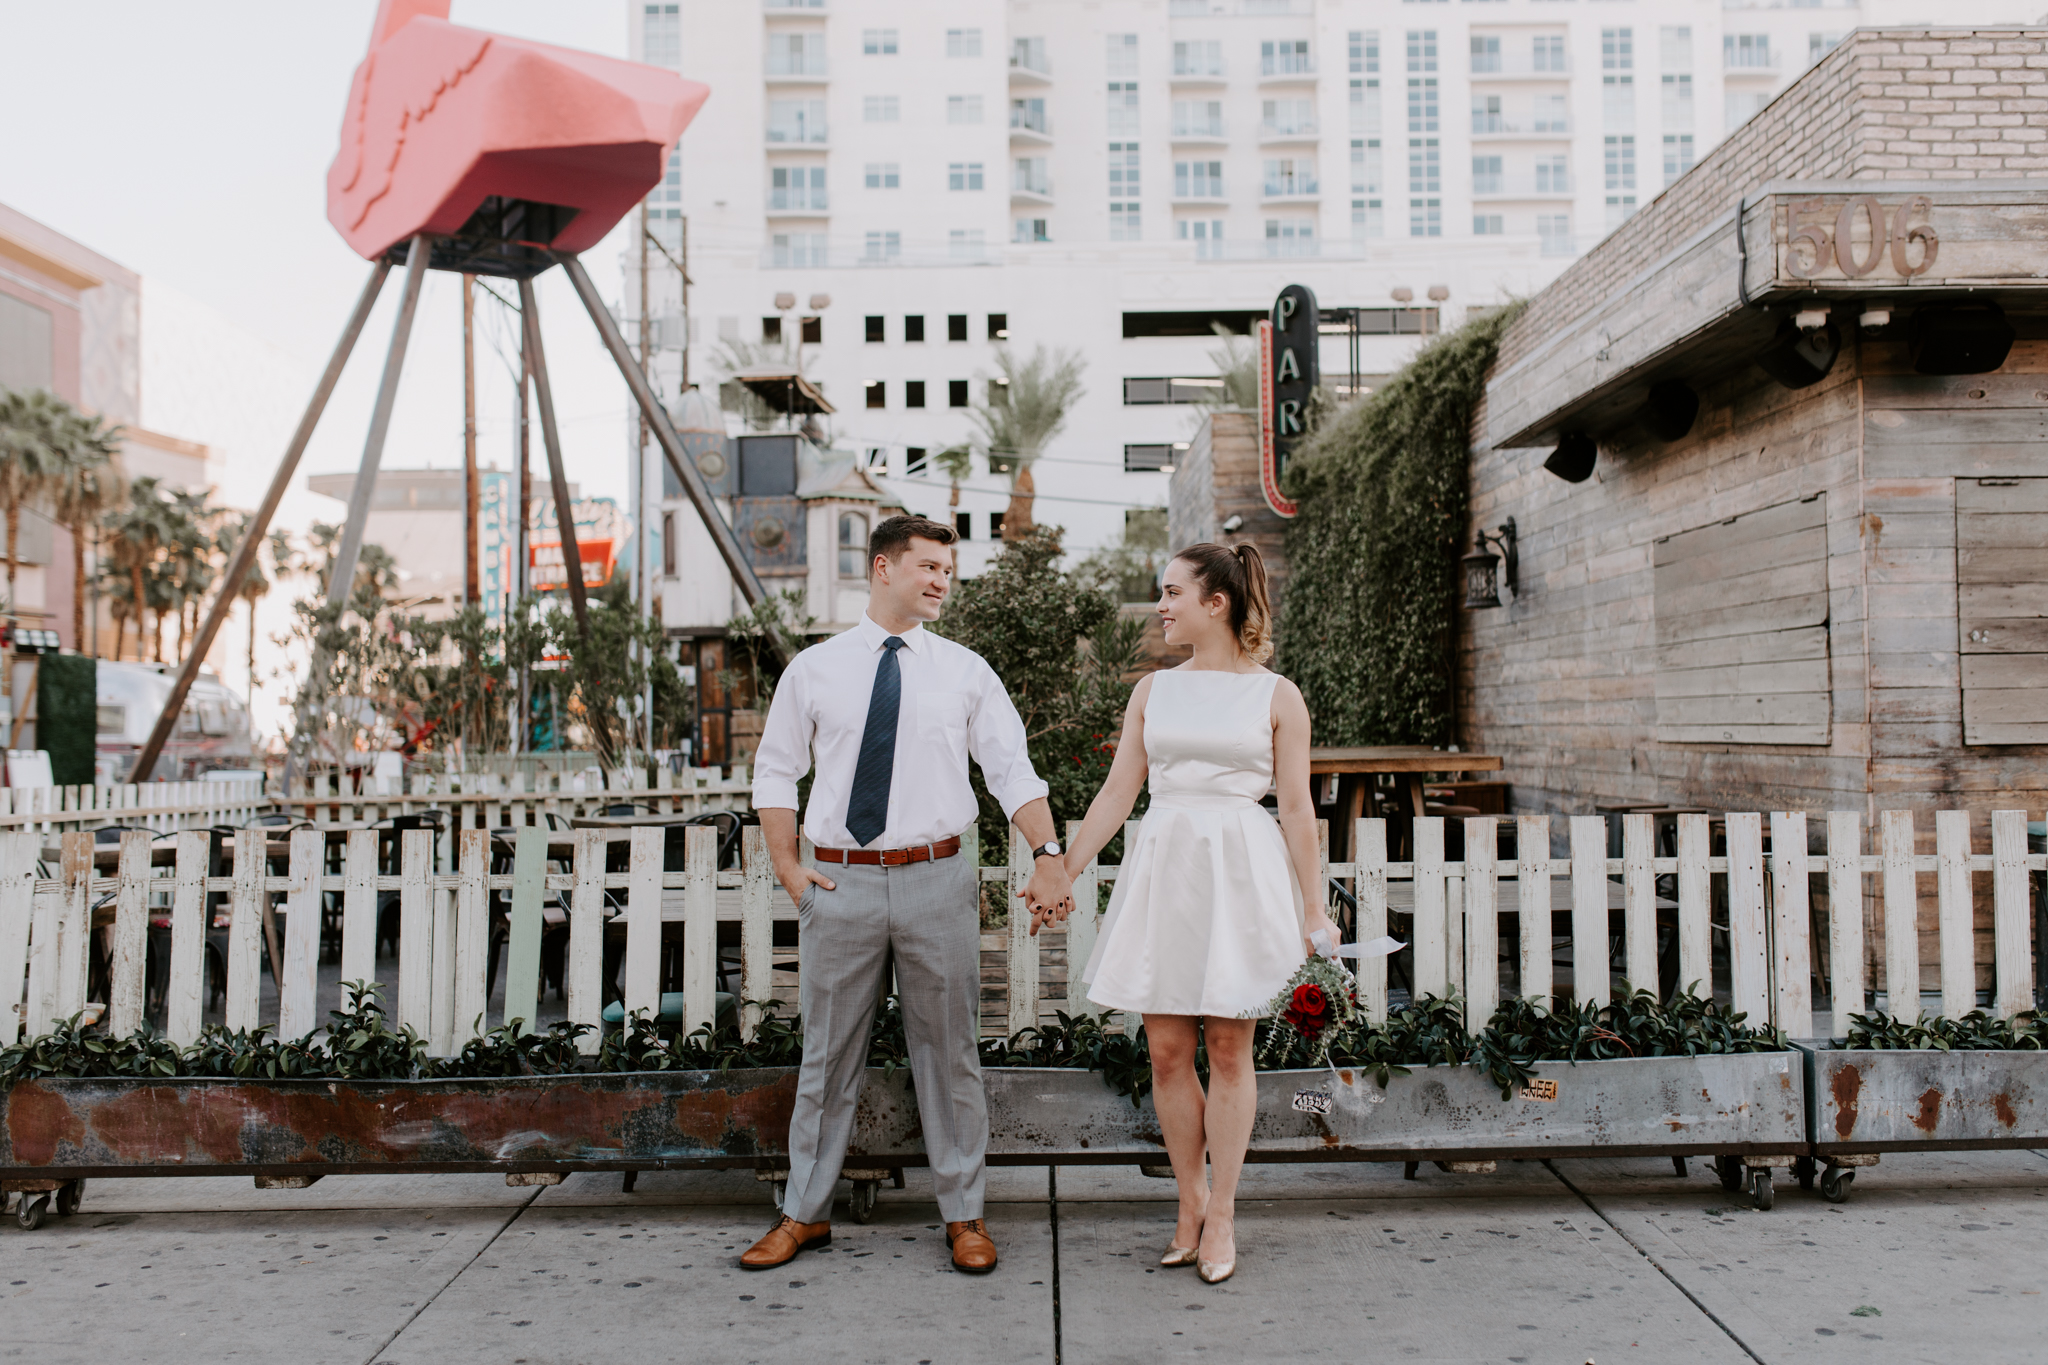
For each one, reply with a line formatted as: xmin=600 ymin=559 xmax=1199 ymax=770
xmin=1063 ymin=542 xmax=1337 ymax=1285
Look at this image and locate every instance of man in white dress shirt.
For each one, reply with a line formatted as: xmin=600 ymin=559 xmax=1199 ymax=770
xmin=741 ymin=514 xmax=1074 ymax=1275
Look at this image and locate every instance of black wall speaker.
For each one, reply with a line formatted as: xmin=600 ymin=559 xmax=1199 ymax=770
xmin=1754 ymin=317 xmax=1841 ymax=390
xmin=1910 ymin=302 xmax=2014 ymax=375
xmin=1639 ymin=380 xmax=1700 ymax=442
xmin=1543 ymin=431 xmax=1597 ymax=483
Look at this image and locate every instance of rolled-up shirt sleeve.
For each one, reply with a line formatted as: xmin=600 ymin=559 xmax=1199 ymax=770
xmin=966 ymin=659 xmax=1049 ymax=820
xmin=750 ymin=660 xmax=813 ymax=812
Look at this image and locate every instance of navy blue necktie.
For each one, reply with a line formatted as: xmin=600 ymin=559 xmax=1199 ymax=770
xmin=844 ymin=637 xmax=905 ymax=847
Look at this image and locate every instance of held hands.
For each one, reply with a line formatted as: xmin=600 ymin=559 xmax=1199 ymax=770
xmin=776 ymin=861 xmax=836 ymax=908
xmin=1019 ymin=858 xmax=1077 ymax=937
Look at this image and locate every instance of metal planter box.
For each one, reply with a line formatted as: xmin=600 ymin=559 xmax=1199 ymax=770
xmin=0 ymin=1052 xmax=1805 ymax=1181
xmin=1797 ymin=1042 xmax=2048 ymax=1154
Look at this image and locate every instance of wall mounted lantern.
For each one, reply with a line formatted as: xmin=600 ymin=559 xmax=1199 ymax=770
xmin=1462 ymin=518 xmax=1518 ymax=610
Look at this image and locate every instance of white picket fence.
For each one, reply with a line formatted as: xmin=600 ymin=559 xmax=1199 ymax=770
xmin=2 ymin=809 xmax=2041 ymax=1054
xmin=0 ymin=779 xmax=268 ymax=836
xmin=282 ymin=764 xmax=755 ymax=829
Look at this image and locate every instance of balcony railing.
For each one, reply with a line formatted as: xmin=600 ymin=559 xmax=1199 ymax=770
xmin=1261 ymin=117 xmax=1318 ymax=137
xmin=1471 ymin=53 xmax=1573 ymax=78
xmin=768 ymin=185 xmax=829 ymax=212
xmin=1473 ymin=117 xmax=1571 ymax=135
xmin=1013 ymin=167 xmax=1052 ymax=197
xmin=765 ymin=51 xmax=828 ymax=77
xmin=1173 ymin=57 xmax=1226 ymax=77
xmin=1260 ymin=55 xmax=1315 ymax=77
xmin=1724 ymin=41 xmax=1778 ymax=70
xmin=1010 ymin=107 xmax=1051 ymax=135
xmin=1262 ymin=176 xmax=1319 ymax=197
xmin=1009 ymin=43 xmax=1050 ymax=76
xmin=1173 ymin=117 xmax=1226 ymax=137
xmin=767 ymin=121 xmax=827 ymax=144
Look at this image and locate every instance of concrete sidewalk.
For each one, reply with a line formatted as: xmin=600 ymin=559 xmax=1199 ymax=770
xmin=4 ymin=1151 xmax=2044 ymax=1364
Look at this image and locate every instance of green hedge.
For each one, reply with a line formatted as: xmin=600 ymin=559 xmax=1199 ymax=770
xmin=1277 ymin=302 xmax=1526 ymax=746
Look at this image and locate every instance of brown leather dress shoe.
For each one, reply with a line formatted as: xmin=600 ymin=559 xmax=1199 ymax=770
xmin=946 ymin=1218 xmax=998 ymax=1274
xmin=740 ymin=1215 xmax=831 ymax=1270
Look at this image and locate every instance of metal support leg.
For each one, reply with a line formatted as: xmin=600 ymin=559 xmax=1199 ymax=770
xmin=556 ymin=254 xmax=774 ymax=629
xmin=130 ymin=257 xmax=394 ymax=781
xmin=515 ymin=278 xmax=590 ymax=637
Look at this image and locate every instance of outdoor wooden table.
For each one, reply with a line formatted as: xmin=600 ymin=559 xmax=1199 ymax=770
xmin=1308 ymin=746 xmax=1505 ymax=861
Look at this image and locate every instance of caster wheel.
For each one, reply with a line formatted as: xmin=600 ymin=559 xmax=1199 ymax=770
xmin=1820 ymin=1167 xmax=1854 ymax=1204
xmin=17 ymin=1195 xmax=48 ymax=1231
xmin=850 ymin=1180 xmax=879 ymax=1225
xmin=1749 ymin=1167 xmax=1774 ymax=1211
xmin=1793 ymin=1156 xmax=1816 ymax=1190
xmin=1715 ymin=1155 xmax=1742 ymax=1192
xmin=55 ymin=1181 xmax=84 ymax=1217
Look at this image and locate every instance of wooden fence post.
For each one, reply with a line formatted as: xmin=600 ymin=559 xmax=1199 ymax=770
xmin=682 ymin=824 xmax=718 ymax=1036
xmin=566 ymin=828 xmax=607 ymax=1053
xmin=1881 ymin=809 xmax=1919 ymax=1020
xmin=1770 ymin=810 xmax=1814 ymax=1037
xmin=1355 ymin=818 xmax=1388 ymax=1024
xmin=1725 ymin=812 xmax=1770 ymax=1024
xmin=452 ymin=827 xmax=491 ymax=1045
xmin=1006 ymin=827 xmax=1038 ymax=1038
xmin=398 ymin=829 xmax=434 ymax=1037
xmin=226 ymin=827 xmax=267 ymax=1032
xmin=279 ymin=827 xmax=324 ymax=1039
xmin=1064 ymin=818 xmax=1098 ymax=1019
xmin=624 ymin=826 xmax=663 ymax=1023
xmin=1826 ymin=812 xmax=1865 ymax=1028
xmin=108 ymin=830 xmax=153 ymax=1036
xmin=1935 ymin=810 xmax=1975 ymax=1020
xmin=504 ymin=826 xmax=547 ymax=1033
xmin=1516 ymin=813 xmax=1550 ymax=1004
xmin=341 ymin=828 xmax=378 ymax=992
xmin=1569 ymin=815 xmax=1608 ymax=1007
xmin=1678 ymin=813 xmax=1714 ymax=999
xmin=0 ymin=832 xmax=37 ymax=1043
xmin=1463 ymin=815 xmax=1498 ymax=1024
xmin=1623 ymin=814 xmax=1657 ymax=997
xmin=1412 ymin=817 xmax=1447 ymax=1001
xmin=165 ymin=832 xmax=209 ymax=1045
xmin=740 ymin=826 xmax=775 ymax=1041
xmin=1992 ymin=809 xmax=2031 ymax=1020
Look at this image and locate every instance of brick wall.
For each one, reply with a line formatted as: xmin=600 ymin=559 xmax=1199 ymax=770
xmin=1496 ymin=28 xmax=2048 ymax=373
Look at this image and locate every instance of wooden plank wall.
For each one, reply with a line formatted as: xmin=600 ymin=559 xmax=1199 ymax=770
xmin=1955 ymin=475 xmax=2048 ymax=744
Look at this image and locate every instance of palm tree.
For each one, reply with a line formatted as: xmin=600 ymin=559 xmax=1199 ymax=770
xmin=102 ymin=476 xmax=171 ymax=661
xmin=965 ymin=345 xmax=1086 ymax=541
xmin=0 ymin=389 xmax=70 ymax=605
xmin=163 ymin=486 xmax=219 ymax=657
xmin=49 ymin=407 xmax=125 ymax=651
xmin=1197 ymin=322 xmax=1260 ymax=410
xmin=933 ymin=445 xmax=973 ymax=518
xmin=232 ymin=527 xmax=296 ymax=698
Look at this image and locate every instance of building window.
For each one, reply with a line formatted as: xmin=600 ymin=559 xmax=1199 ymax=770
xmin=1174 ymin=160 xmax=1224 ymax=198
xmin=1661 ymin=26 xmax=1691 ymax=71
xmin=1532 ymin=34 xmax=1566 ymax=73
xmin=1533 ymin=94 xmax=1568 ymax=133
xmin=1602 ymin=27 xmax=1633 ymax=71
xmin=1264 ymin=157 xmax=1315 ymax=197
xmin=1470 ymin=35 xmax=1500 ymax=73
xmin=905 ymin=315 xmax=926 ymax=343
xmin=947 ymin=162 xmax=985 ymax=191
xmin=1349 ymin=30 xmax=1379 ymax=75
xmin=1173 ymin=100 xmax=1224 ymax=137
xmin=1262 ymin=40 xmax=1312 ymax=77
xmin=1809 ymin=32 xmax=1844 ymax=66
xmin=1603 ymin=136 xmax=1635 ymax=191
xmin=1110 ymin=142 xmax=1141 ymax=239
xmin=1264 ymin=219 xmax=1314 ymax=256
xmin=1472 ymin=154 xmax=1502 ymax=195
xmin=1124 ymin=443 xmax=1178 ymax=472
xmin=863 ymin=95 xmax=900 ymax=123
xmin=838 ymin=513 xmax=869 ymax=578
xmin=948 ymin=379 xmax=970 ymax=407
xmin=1406 ymin=78 xmax=1438 ymax=133
xmin=767 ymin=98 xmax=826 ymax=144
xmin=1173 ymin=40 xmax=1223 ymax=76
xmin=864 ymin=162 xmax=900 ymax=189
xmin=1012 ymin=96 xmax=1049 ymax=135
xmin=769 ymin=233 xmax=826 ymax=267
xmin=1014 ymin=156 xmax=1050 ymax=196
xmin=1407 ymin=139 xmax=1439 ymax=193
xmin=1351 ymin=198 xmax=1383 ymax=240
xmin=1405 ymin=29 xmax=1436 ymax=73
xmin=1107 ymin=82 xmax=1140 ymax=137
xmin=1535 ymin=154 xmax=1568 ymax=194
xmin=1107 ymin=32 xmax=1138 ymax=77
xmin=1726 ymin=90 xmax=1771 ymax=131
xmin=906 ymin=446 xmax=929 ymax=476
xmin=1725 ymin=34 xmax=1771 ymax=69
xmin=1474 ymin=214 xmax=1503 ymax=235
xmin=988 ymin=314 xmax=1009 ymax=341
xmin=1350 ymin=139 xmax=1383 ymax=194
xmin=1349 ymin=79 xmax=1381 ymax=135
xmin=1409 ymin=198 xmax=1441 ymax=238
xmin=1662 ymin=134 xmax=1695 ymax=185
xmin=865 ymin=381 xmax=886 ymax=409
xmin=862 ymin=28 xmax=897 ymax=55
xmin=1661 ymin=74 xmax=1693 ymax=131
xmin=989 ymin=512 xmax=1006 ymax=539
xmin=947 ymin=95 xmax=985 ymax=124
xmin=865 ymin=315 xmax=885 ymax=343
xmin=955 ymin=511 xmax=972 ymax=540
xmin=1605 ymin=195 xmax=1637 ymax=229
xmin=762 ymin=316 xmax=782 ymax=343
xmin=1111 ymin=203 xmax=1142 ymax=239
xmin=1176 ymin=218 xmax=1225 ymax=258
xmin=948 ymin=229 xmax=986 ymax=261
xmin=1538 ymin=213 xmax=1571 ymax=257
xmin=946 ymin=28 xmax=982 ymax=58
xmin=660 ymin=510 xmax=675 ymax=576
xmin=1262 ymin=98 xmax=1316 ymax=136
xmin=643 ymin=4 xmax=680 ymax=68
xmin=906 ymin=381 xmax=926 ymax=408
xmin=801 ymin=315 xmax=822 ymax=344
xmin=861 ymin=231 xmax=900 ymax=263
xmin=1014 ymin=217 xmax=1050 ymax=243
xmin=1472 ymin=94 xmax=1502 ymax=134
xmin=1012 ymin=36 xmax=1048 ymax=74
xmin=767 ymin=32 xmax=826 ymax=77
xmin=769 ymin=165 xmax=827 ymax=212
xmin=1602 ymin=75 xmax=1634 ymax=131
xmin=948 ymin=315 xmax=969 ymax=342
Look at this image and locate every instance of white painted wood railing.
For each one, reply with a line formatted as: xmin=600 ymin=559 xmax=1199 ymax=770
xmin=2 ymin=810 xmax=2041 ymax=1053
xmin=282 ymin=765 xmax=754 ymax=828
xmin=0 ymin=780 xmax=267 ymax=836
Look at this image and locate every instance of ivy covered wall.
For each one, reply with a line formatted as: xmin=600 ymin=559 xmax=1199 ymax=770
xmin=1276 ymin=303 xmax=1525 ymax=746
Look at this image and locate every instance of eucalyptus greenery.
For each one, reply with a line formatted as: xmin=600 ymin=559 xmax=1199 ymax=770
xmin=1277 ymin=302 xmax=1527 ymax=745
xmin=1840 ymin=1009 xmax=2048 ymax=1051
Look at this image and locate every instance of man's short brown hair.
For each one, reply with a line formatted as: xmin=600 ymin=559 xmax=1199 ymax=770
xmin=868 ymin=513 xmax=958 ymax=577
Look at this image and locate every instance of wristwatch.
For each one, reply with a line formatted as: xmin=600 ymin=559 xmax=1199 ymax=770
xmin=1031 ymin=841 xmax=1062 ymax=860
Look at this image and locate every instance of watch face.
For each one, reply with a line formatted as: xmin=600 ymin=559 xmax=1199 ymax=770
xmin=1043 ymin=841 xmax=1061 ymax=856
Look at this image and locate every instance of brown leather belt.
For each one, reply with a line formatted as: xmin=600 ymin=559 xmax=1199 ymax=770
xmin=815 ymin=836 xmax=962 ymax=867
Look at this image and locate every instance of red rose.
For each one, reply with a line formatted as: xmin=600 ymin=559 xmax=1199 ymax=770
xmin=1283 ymin=982 xmax=1332 ymax=1040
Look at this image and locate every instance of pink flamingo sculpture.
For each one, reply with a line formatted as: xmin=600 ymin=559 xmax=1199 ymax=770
xmin=137 ymin=0 xmax=763 ymax=780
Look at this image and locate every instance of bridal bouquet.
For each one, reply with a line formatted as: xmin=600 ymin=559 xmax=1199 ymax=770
xmin=1248 ymin=952 xmax=1361 ymax=1067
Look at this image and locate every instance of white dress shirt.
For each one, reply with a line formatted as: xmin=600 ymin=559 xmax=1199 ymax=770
xmin=751 ymin=613 xmax=1049 ymax=849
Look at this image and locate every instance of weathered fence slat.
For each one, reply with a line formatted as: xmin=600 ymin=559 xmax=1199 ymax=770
xmin=1935 ymin=810 xmax=1975 ymax=1020
xmin=566 ymin=828 xmax=606 ymax=1053
xmin=739 ymin=826 xmax=774 ymax=1041
xmin=278 ymin=827 xmax=323 ymax=1039
xmin=1004 ymin=828 xmax=1037 ymax=1037
xmin=1769 ymin=810 xmax=1813 ymax=1037
xmin=1516 ymin=813 xmax=1550 ymax=1004
xmin=1623 ymin=813 xmax=1657 ymax=995
xmin=1826 ymin=811 xmax=1865 ymax=1027
xmin=1411 ymin=817 xmax=1447 ymax=1000
xmin=1064 ymin=818 xmax=1098 ymax=1020
xmin=165 ymin=832 xmax=208 ymax=1045
xmin=682 ymin=824 xmax=718 ymax=1036
xmin=1881 ymin=809 xmax=1919 ymax=1019
xmin=1992 ymin=809 xmax=2031 ymax=1019
xmin=452 ymin=828 xmax=491 ymax=1045
xmin=397 ymin=829 xmax=434 ymax=1035
xmin=108 ymin=831 xmax=152 ymax=1036
xmin=1569 ymin=815 xmax=1608 ymax=1007
xmin=1724 ymin=812 xmax=1770 ymax=1023
xmin=1355 ymin=818 xmax=1389 ymax=1023
xmin=623 ymin=826 xmax=662 ymax=1022
xmin=1463 ymin=816 xmax=1498 ymax=1021
xmin=340 ymin=828 xmax=377 ymax=991
xmin=226 ymin=827 xmax=266 ymax=1031
xmin=504 ymin=826 xmax=546 ymax=1033
xmin=0 ymin=832 xmax=37 ymax=1043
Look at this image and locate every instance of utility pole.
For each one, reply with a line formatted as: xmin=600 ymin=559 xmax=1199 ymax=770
xmin=462 ymin=274 xmax=479 ymax=609
xmin=515 ymin=317 xmax=532 ymax=751
xmin=637 ymin=201 xmax=654 ymax=759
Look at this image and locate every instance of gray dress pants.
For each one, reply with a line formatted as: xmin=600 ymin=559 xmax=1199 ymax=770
xmin=782 ymin=851 xmax=986 ymax=1225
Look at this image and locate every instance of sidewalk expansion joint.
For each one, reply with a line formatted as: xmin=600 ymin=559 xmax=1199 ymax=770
xmin=1048 ymin=1168 xmax=1064 ymax=1365
xmin=1542 ymin=1160 xmax=1770 ymax=1365
xmin=360 ymin=1185 xmax=544 ymax=1365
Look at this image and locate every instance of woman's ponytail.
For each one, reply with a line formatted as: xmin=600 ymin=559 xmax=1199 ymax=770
xmin=1171 ymin=541 xmax=1275 ymax=664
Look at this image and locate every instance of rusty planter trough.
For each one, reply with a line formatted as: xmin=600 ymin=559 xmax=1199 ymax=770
xmin=1797 ymin=1042 xmax=2048 ymax=1155
xmin=1 ymin=1052 xmax=1804 ymax=1181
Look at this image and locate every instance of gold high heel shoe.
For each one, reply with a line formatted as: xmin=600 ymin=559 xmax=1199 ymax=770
xmin=1197 ymin=1256 xmax=1235 ymax=1284
xmin=1160 ymin=1244 xmax=1199 ymax=1267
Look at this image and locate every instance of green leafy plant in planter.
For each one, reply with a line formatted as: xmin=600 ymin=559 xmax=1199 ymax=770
xmin=443 ymin=1019 xmax=595 ymax=1078
xmin=0 ymin=1013 xmax=185 ymax=1082
xmin=324 ymin=980 xmax=434 ymax=1080
xmin=1840 ymin=1009 xmax=2048 ymax=1051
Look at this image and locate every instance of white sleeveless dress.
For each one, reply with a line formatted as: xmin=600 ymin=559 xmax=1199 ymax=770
xmin=1081 ymin=669 xmax=1307 ymax=1017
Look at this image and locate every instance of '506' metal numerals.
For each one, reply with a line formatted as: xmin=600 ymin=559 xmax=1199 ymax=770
xmin=1783 ymin=194 xmax=1939 ymax=280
